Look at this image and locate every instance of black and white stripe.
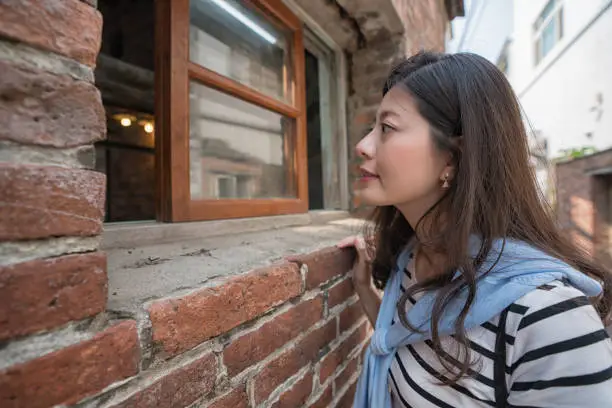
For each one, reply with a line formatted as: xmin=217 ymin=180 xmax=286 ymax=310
xmin=389 ymin=263 xmax=612 ymax=408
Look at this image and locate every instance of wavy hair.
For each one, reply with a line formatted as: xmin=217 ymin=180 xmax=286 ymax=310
xmin=365 ymin=51 xmax=612 ymax=383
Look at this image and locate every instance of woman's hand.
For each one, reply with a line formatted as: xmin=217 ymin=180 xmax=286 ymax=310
xmin=337 ymin=235 xmax=381 ymax=326
xmin=337 ymin=235 xmax=372 ymax=288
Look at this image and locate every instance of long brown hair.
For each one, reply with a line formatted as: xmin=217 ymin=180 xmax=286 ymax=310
xmin=365 ymin=51 xmax=612 ymax=383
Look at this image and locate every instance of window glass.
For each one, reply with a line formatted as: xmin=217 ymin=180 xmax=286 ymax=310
xmin=189 ymin=0 xmax=293 ymax=104
xmin=541 ymin=20 xmax=556 ymax=57
xmin=189 ymin=81 xmax=296 ymax=200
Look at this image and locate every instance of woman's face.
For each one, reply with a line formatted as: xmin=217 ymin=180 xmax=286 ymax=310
xmin=355 ymin=86 xmax=452 ymax=217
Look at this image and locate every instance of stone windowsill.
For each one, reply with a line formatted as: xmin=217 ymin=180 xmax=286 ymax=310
xmin=103 ymin=212 xmax=364 ymax=314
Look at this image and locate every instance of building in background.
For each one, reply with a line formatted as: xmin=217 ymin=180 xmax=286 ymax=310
xmin=507 ymin=0 xmax=612 ymax=160
xmin=446 ymin=0 xmax=514 ymax=63
xmin=451 ymin=0 xmax=612 ymax=160
xmin=450 ymin=0 xmax=612 ymax=260
xmin=556 ymin=148 xmax=612 ymax=267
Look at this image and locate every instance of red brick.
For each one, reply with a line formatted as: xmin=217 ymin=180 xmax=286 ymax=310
xmin=328 ymin=278 xmax=355 ymax=308
xmin=0 ymin=252 xmax=107 ymax=341
xmin=0 ymin=165 xmax=105 ymax=240
xmin=0 ymin=61 xmax=105 ymax=148
xmin=319 ymin=322 xmax=369 ymax=384
xmin=295 ymin=247 xmax=355 ymax=290
xmin=271 ymin=371 xmax=313 ymax=408
xmin=224 ymin=296 xmax=323 ymax=376
xmin=207 ymin=386 xmax=249 ymax=408
xmin=336 ymin=381 xmax=357 ymax=408
xmin=0 ymin=0 xmax=102 ymax=66
xmin=149 ymin=263 xmax=302 ymax=358
xmin=253 ymin=319 xmax=336 ymax=404
xmin=334 ymin=357 xmax=359 ymax=391
xmin=555 ymin=149 xmax=612 ymax=263
xmin=339 ymin=301 xmax=365 ymax=334
xmin=308 ymin=384 xmax=332 ymax=408
xmin=0 ymin=321 xmax=140 ymax=408
xmin=111 ymin=352 xmax=217 ymax=408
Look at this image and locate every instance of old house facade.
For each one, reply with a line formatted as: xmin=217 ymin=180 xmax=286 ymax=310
xmin=0 ymin=1 xmax=462 ymax=407
xmin=556 ymin=148 xmax=612 ymax=269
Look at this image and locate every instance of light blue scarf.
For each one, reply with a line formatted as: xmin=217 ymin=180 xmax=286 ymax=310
xmin=353 ymin=238 xmax=603 ymax=408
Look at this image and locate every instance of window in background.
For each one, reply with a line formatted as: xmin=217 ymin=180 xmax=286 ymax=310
xmin=534 ymin=0 xmax=564 ymax=65
xmin=496 ymin=39 xmax=511 ymax=76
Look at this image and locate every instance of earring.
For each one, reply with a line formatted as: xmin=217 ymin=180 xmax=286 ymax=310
xmin=442 ymin=174 xmax=450 ymax=189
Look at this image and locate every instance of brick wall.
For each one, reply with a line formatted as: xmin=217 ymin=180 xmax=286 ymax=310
xmin=556 ymin=148 xmax=612 ymax=266
xmin=392 ymin=0 xmax=448 ymax=54
xmin=0 ymin=0 xmax=124 ymax=406
xmin=1 ymin=240 xmax=369 ymax=407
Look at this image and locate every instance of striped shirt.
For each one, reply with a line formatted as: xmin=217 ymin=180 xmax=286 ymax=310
xmin=389 ymin=253 xmax=612 ymax=407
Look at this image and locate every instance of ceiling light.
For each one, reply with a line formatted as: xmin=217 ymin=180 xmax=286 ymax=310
xmin=209 ymin=0 xmax=277 ymax=44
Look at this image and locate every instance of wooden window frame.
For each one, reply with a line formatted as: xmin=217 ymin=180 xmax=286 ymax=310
xmin=155 ymin=0 xmax=308 ymax=222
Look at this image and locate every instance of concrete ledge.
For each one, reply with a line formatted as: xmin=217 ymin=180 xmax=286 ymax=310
xmin=102 ymin=211 xmax=350 ymax=250
xmin=106 ymin=216 xmax=363 ymax=312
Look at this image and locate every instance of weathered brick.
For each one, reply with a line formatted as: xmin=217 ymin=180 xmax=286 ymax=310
xmin=0 ymin=0 xmax=102 ymax=66
xmin=206 ymin=386 xmax=249 ymax=408
xmin=334 ymin=357 xmax=359 ymax=392
xmin=0 ymin=61 xmax=105 ymax=147
xmin=110 ymin=352 xmax=217 ymax=408
xmin=0 ymin=252 xmax=107 ymax=341
xmin=392 ymin=0 xmax=447 ymax=54
xmin=339 ymin=301 xmax=365 ymax=334
xmin=253 ymin=319 xmax=336 ymax=404
xmin=0 ymin=164 xmax=105 ymax=240
xmin=319 ymin=322 xmax=369 ymax=384
xmin=149 ymin=263 xmax=302 ymax=358
xmin=0 ymin=321 xmax=139 ymax=408
xmin=328 ymin=278 xmax=355 ymax=308
xmin=336 ymin=381 xmax=357 ymax=408
xmin=555 ymin=149 xmax=612 ymax=264
xmin=224 ymin=296 xmax=323 ymax=376
xmin=308 ymin=384 xmax=332 ymax=408
xmin=295 ymin=247 xmax=355 ymax=290
xmin=271 ymin=371 xmax=313 ymax=408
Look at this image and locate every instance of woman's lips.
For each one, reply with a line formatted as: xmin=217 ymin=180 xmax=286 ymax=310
xmin=359 ymin=168 xmax=379 ymax=182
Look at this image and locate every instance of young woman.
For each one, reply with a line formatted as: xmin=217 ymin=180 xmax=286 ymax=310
xmin=339 ymin=51 xmax=612 ymax=407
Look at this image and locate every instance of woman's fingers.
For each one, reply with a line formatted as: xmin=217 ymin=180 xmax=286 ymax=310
xmin=284 ymin=255 xmax=300 ymax=263
xmin=337 ymin=236 xmax=370 ymax=261
xmin=286 ymin=235 xmax=367 ymax=263
xmin=354 ymin=236 xmax=366 ymax=251
xmin=337 ymin=236 xmax=358 ymax=248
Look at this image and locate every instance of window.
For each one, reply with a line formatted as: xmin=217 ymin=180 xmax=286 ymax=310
xmin=496 ymin=40 xmax=510 ymax=76
xmin=533 ymin=0 xmax=563 ymax=65
xmin=304 ymin=27 xmax=342 ymax=210
xmin=156 ymin=0 xmax=307 ymax=221
xmin=95 ymin=1 xmax=157 ymax=223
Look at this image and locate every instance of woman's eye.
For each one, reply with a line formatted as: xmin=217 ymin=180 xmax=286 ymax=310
xmin=381 ymin=123 xmax=393 ymax=133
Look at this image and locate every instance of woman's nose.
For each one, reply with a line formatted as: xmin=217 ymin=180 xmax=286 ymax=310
xmin=356 ymin=133 xmax=374 ymax=160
